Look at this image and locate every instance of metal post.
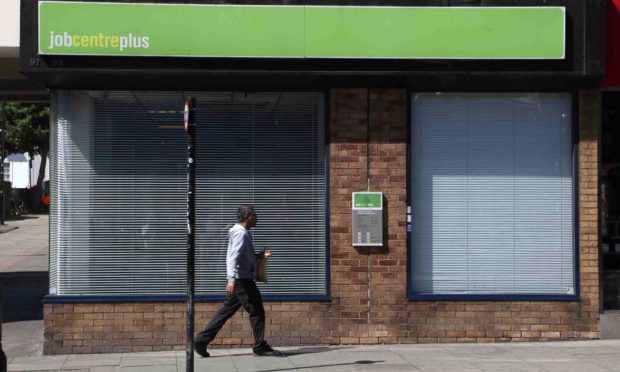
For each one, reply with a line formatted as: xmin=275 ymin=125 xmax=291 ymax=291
xmin=0 ymin=104 xmax=4 ymax=370
xmin=0 ymin=287 xmax=6 ymax=372
xmin=0 ymin=103 xmax=4 ymax=226
xmin=185 ymin=98 xmax=196 ymax=372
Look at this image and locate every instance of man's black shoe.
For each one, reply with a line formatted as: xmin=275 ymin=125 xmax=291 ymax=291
xmin=253 ymin=345 xmax=284 ymax=357
xmin=194 ymin=342 xmax=210 ymax=358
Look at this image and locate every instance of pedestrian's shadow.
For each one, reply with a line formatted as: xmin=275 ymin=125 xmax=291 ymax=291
xmin=278 ymin=346 xmax=355 ymax=356
xmin=5 ymin=215 xmax=40 ymax=221
xmin=224 ymin=346 xmax=384 ymax=372
xmin=255 ymin=360 xmax=384 ymax=372
xmin=226 ymin=345 xmax=353 ymax=357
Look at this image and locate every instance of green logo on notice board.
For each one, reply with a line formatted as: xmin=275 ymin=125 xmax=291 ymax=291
xmin=353 ymin=193 xmax=382 ymax=209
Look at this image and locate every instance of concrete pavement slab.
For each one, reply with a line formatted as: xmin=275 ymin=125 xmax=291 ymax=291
xmin=120 ymin=352 xmax=176 ymax=367
xmin=406 ymin=360 xmax=482 ymax=372
xmin=393 ymin=350 xmax=464 ymax=364
xmin=8 ymin=254 xmax=48 ymax=272
xmin=392 ymin=346 xmax=459 ymax=357
xmin=7 ymin=340 xmax=620 ymax=372
xmin=188 ymin=348 xmax=231 ymax=358
xmin=318 ymin=350 xmax=403 ymax=365
xmin=0 ymin=215 xmax=48 ymax=273
xmin=597 ymin=360 xmax=620 ymax=372
xmin=355 ymin=362 xmax=419 ymax=371
xmin=228 ymin=354 xmax=297 ymax=372
xmin=3 ymin=320 xmax=44 ymax=357
xmin=288 ymin=350 xmax=400 ymax=372
xmin=8 ymin=355 xmax=67 ymax=371
xmin=115 ymin=366 xmax=177 ymax=372
xmin=300 ymin=367 xmax=357 ymax=372
xmin=192 ymin=355 xmax=237 ymax=372
xmin=0 ymin=226 xmax=18 ymax=233
xmin=62 ymin=354 xmax=122 ymax=369
xmin=287 ymin=352 xmax=379 ymax=363
xmin=471 ymin=361 xmax=547 ymax=372
xmin=289 ymin=356 xmax=382 ymax=370
xmin=445 ymin=348 xmax=513 ymax=362
xmin=289 ymin=364 xmax=358 ymax=372
xmin=531 ymin=361 xmax=614 ymax=372
xmin=87 ymin=367 xmax=120 ymax=372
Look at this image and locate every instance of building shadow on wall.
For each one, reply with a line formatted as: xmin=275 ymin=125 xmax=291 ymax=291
xmin=0 ymin=272 xmax=48 ymax=322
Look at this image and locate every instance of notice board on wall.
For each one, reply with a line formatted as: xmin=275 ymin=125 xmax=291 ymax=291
xmin=352 ymin=192 xmax=383 ymax=247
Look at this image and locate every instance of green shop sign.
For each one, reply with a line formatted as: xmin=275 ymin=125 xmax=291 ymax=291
xmin=39 ymin=2 xmax=565 ymax=59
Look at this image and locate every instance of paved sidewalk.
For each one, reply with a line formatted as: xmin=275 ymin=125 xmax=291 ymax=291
xmin=7 ymin=340 xmax=620 ymax=372
xmin=0 ymin=214 xmax=48 ymax=273
xmin=2 ymin=320 xmax=43 ymax=357
xmin=1 ymin=214 xmax=49 ymax=356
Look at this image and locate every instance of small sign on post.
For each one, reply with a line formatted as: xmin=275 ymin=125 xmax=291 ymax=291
xmin=184 ymin=101 xmax=189 ymax=132
xmin=352 ymin=192 xmax=383 ymax=247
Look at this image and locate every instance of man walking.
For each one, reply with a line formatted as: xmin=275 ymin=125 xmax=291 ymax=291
xmin=194 ymin=205 xmax=283 ymax=357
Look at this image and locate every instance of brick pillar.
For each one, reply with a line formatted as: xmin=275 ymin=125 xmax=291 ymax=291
xmin=578 ymin=89 xmax=600 ymax=337
xmin=329 ymin=88 xmax=408 ymax=343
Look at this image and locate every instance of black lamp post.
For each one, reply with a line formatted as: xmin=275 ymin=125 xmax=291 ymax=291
xmin=185 ymin=98 xmax=196 ymax=372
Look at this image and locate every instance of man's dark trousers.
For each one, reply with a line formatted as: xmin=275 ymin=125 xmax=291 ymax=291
xmin=195 ymin=279 xmax=266 ymax=351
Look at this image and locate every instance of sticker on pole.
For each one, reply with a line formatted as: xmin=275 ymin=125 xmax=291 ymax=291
xmin=184 ymin=101 xmax=189 ymax=132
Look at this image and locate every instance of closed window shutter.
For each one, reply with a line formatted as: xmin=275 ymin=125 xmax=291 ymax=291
xmin=195 ymin=93 xmax=327 ymax=295
xmin=411 ymin=93 xmax=574 ymax=295
xmin=50 ymin=91 xmax=326 ymax=296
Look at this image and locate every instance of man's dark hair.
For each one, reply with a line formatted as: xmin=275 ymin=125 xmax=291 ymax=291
xmin=237 ymin=204 xmax=255 ymax=223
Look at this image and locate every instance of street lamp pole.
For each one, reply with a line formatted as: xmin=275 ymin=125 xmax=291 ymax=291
xmin=185 ymin=98 xmax=196 ymax=372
